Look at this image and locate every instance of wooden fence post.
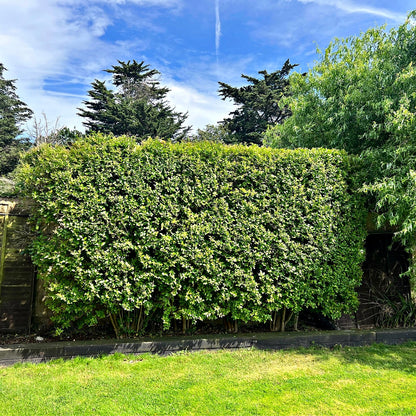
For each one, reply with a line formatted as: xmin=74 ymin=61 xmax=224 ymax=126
xmin=0 ymin=213 xmax=8 ymax=302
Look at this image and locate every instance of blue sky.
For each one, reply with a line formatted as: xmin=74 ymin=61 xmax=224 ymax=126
xmin=0 ymin=0 xmax=414 ymax=133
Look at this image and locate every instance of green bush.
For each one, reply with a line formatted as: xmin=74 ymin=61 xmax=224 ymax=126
xmin=18 ymin=135 xmax=366 ymax=337
xmin=0 ymin=175 xmax=17 ymax=197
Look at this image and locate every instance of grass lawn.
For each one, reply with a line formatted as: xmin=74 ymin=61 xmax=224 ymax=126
xmin=1 ymin=343 xmax=415 ymax=415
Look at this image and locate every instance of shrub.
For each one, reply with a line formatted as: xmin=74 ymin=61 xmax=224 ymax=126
xmin=18 ymin=135 xmax=366 ymax=337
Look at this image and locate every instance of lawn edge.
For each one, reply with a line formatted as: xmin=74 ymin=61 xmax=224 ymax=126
xmin=1 ymin=328 xmax=416 ymax=366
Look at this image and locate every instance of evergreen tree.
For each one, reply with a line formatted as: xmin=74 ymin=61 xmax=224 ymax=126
xmin=218 ymin=59 xmax=297 ymax=145
xmin=78 ymin=60 xmax=189 ymax=141
xmin=0 ymin=64 xmax=32 ymax=175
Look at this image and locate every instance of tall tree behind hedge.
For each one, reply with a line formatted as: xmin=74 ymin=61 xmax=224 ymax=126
xmin=218 ymin=59 xmax=297 ymax=145
xmin=78 ymin=60 xmax=190 ymax=141
xmin=264 ymin=11 xmax=416 ymax=253
xmin=0 ymin=64 xmax=32 ymax=175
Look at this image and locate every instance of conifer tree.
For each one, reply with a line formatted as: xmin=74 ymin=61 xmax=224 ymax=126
xmin=218 ymin=59 xmax=297 ymax=145
xmin=78 ymin=60 xmax=189 ymax=141
xmin=0 ymin=64 xmax=32 ymax=174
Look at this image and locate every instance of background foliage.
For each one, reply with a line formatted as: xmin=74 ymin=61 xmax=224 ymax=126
xmin=264 ymin=11 xmax=416 ymax=258
xmin=18 ymin=136 xmax=366 ymax=337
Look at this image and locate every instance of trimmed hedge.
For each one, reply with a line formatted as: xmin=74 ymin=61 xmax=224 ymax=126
xmin=18 ymin=135 xmax=366 ymax=337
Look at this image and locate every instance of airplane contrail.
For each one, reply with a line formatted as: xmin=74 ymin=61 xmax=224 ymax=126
xmin=215 ymin=0 xmax=221 ymax=59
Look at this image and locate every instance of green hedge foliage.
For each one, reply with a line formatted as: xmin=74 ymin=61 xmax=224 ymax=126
xmin=18 ymin=135 xmax=366 ymax=337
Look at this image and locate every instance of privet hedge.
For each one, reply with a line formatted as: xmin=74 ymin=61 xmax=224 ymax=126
xmin=18 ymin=135 xmax=366 ymax=337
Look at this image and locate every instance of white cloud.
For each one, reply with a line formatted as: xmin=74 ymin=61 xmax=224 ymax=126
xmin=0 ymin=0 xmax=233 ymax=133
xmin=0 ymin=3 xmax=104 ymax=130
xmin=0 ymin=0 xmax=408 ymax=135
xmin=296 ymin=0 xmax=406 ymax=22
xmin=0 ymin=0 xmax=184 ymax=132
xmin=60 ymin=0 xmax=183 ymax=7
xmin=24 ymin=91 xmax=86 ymax=133
xmin=167 ymin=82 xmax=234 ymax=132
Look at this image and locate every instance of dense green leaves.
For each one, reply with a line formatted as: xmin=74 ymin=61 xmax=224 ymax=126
xmin=264 ymin=12 xmax=416 ymax=257
xmin=18 ymin=136 xmax=366 ymax=336
xmin=264 ymin=26 xmax=401 ymax=154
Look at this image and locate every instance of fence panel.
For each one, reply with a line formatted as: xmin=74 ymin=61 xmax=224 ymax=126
xmin=0 ymin=200 xmax=34 ymax=334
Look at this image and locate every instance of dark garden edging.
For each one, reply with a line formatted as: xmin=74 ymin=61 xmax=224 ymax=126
xmin=1 ymin=328 xmax=416 ymax=366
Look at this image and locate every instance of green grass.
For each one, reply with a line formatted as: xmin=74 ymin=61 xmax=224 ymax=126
xmin=1 ymin=343 xmax=416 ymax=415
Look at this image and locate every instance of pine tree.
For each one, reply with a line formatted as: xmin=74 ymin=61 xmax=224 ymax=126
xmin=78 ymin=60 xmax=189 ymax=141
xmin=0 ymin=64 xmax=32 ymax=175
xmin=218 ymin=59 xmax=297 ymax=145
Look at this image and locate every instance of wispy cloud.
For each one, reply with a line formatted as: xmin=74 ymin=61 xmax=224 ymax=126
xmin=296 ymin=0 xmax=406 ymax=22
xmin=61 ymin=0 xmax=183 ymax=7
xmin=215 ymin=0 xmax=221 ymax=59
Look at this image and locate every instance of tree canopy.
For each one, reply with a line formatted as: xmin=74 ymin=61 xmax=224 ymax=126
xmin=190 ymin=123 xmax=232 ymax=143
xmin=218 ymin=59 xmax=297 ymax=145
xmin=0 ymin=64 xmax=32 ymax=175
xmin=264 ymin=11 xmax=416 ymax=250
xmin=78 ymin=60 xmax=189 ymax=141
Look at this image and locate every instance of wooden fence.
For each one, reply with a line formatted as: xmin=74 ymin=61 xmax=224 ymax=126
xmin=0 ymin=199 xmax=34 ymax=334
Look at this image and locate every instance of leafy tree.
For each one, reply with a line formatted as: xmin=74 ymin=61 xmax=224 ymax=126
xmin=189 ymin=123 xmax=232 ymax=143
xmin=265 ymin=11 xmax=416 ymax=255
xmin=218 ymin=59 xmax=297 ymax=145
xmin=0 ymin=64 xmax=32 ymax=175
xmin=56 ymin=127 xmax=84 ymax=145
xmin=78 ymin=60 xmax=189 ymax=141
